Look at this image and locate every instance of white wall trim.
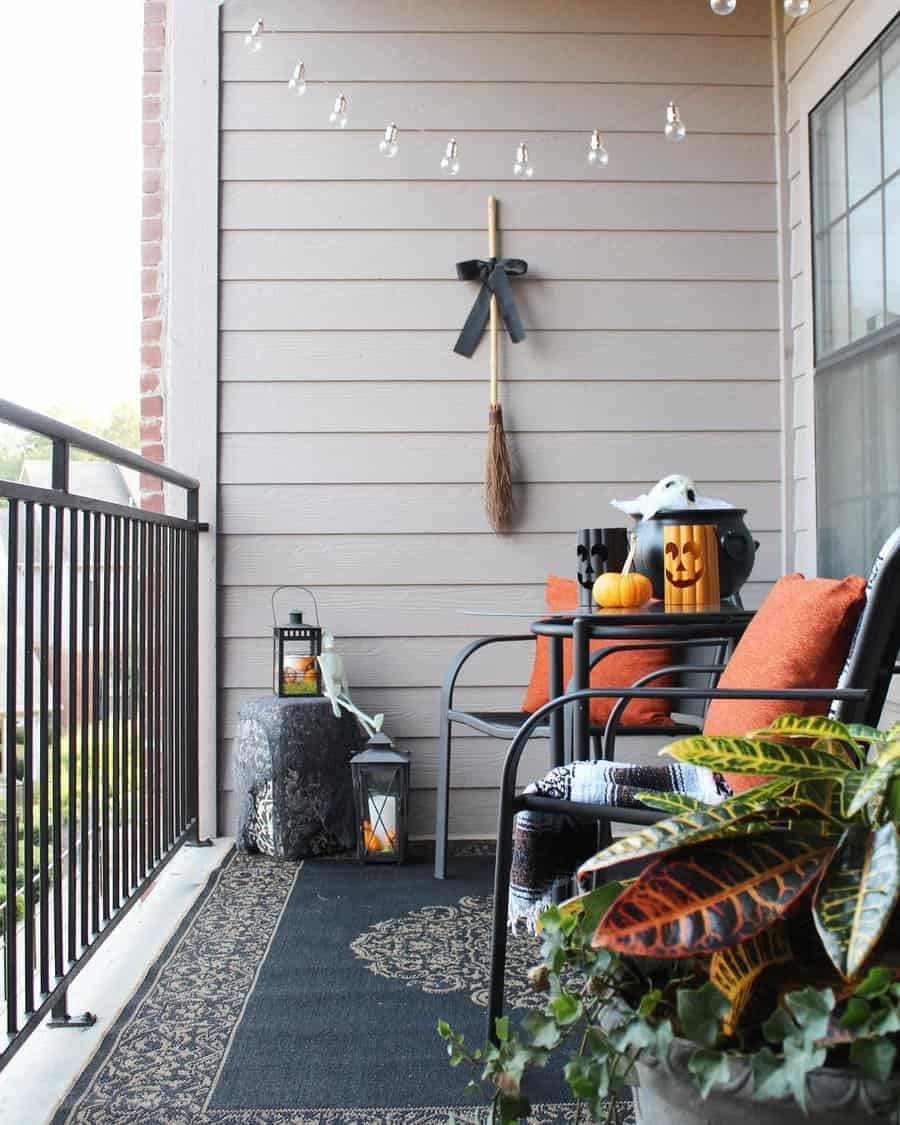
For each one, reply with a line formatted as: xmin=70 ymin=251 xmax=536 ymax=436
xmin=166 ymin=0 xmax=220 ymax=838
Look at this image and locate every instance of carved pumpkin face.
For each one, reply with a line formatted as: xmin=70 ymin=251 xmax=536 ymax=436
xmin=663 ymin=524 xmax=720 ymax=607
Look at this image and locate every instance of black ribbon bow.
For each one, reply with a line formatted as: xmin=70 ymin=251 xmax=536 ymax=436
xmin=453 ymin=257 xmax=528 ymax=357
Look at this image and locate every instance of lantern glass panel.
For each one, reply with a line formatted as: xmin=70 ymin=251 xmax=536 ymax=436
xmin=353 ymin=760 xmax=408 ymax=863
xmin=275 ymin=624 xmax=322 ymax=697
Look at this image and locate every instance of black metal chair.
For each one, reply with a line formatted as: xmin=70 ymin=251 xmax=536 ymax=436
xmin=433 ymin=635 xmax=730 ymax=879
xmin=485 ymin=527 xmax=900 ymax=1039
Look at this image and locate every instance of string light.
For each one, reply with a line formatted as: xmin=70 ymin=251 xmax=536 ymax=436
xmin=379 ymin=122 xmax=400 ymax=158
xmin=784 ymin=0 xmax=810 ymax=15
xmin=513 ymin=142 xmax=534 ymax=179
xmin=588 ymin=129 xmax=609 ymax=168
xmin=329 ymin=93 xmax=349 ymax=128
xmin=664 ymin=101 xmax=687 ymax=142
xmin=288 ymin=61 xmax=306 ymax=95
xmin=440 ymin=138 xmax=461 ymax=176
xmin=244 ymin=18 xmax=264 ymax=52
xmin=710 ymin=0 xmax=737 ymax=13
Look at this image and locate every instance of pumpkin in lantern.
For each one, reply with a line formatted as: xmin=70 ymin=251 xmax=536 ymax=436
xmin=663 ymin=523 xmax=720 ymax=608
xmin=592 ymin=531 xmax=653 ymax=608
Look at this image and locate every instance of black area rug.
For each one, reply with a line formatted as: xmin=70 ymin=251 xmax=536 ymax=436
xmin=52 ymin=850 xmax=634 ymax=1124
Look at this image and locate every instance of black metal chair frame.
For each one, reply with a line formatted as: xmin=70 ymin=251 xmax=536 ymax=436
xmin=485 ymin=529 xmax=900 ymax=1039
xmin=433 ymin=634 xmax=731 ymax=879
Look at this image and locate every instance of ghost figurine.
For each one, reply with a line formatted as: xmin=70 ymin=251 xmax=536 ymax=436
xmin=317 ymin=631 xmax=385 ymax=739
xmin=612 ymin=475 xmax=737 ymax=520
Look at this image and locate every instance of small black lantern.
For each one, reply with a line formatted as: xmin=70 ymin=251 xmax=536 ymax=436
xmin=272 ymin=586 xmax=323 ymax=698
xmin=350 ymin=733 xmax=409 ymax=863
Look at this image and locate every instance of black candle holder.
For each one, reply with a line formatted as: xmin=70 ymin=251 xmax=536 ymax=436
xmin=575 ymin=528 xmax=629 ymax=607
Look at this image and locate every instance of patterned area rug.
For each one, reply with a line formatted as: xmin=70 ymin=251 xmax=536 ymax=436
xmin=52 ymin=850 xmax=634 ymax=1124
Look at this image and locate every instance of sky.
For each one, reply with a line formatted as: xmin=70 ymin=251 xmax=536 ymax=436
xmin=1 ymin=3 xmax=143 ymax=418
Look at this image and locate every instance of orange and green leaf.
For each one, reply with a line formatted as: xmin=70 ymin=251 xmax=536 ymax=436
xmin=813 ymin=823 xmax=900 ymax=980
xmin=592 ymin=833 xmax=835 ymax=959
xmin=710 ymin=924 xmax=792 ymax=1036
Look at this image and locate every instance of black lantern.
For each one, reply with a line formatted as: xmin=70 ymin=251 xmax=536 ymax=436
xmin=350 ymin=733 xmax=409 ymax=863
xmin=272 ymin=586 xmax=323 ymax=698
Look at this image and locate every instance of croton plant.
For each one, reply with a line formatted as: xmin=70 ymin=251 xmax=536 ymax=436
xmin=441 ymin=715 xmax=900 ymax=1124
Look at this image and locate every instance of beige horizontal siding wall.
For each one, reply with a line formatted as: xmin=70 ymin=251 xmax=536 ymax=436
xmin=217 ymin=0 xmax=782 ymax=837
xmin=783 ymin=0 xmax=899 ymax=724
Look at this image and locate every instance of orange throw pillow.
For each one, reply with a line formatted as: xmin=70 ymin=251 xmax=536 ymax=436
xmin=522 ymin=576 xmax=674 ymax=727
xmin=703 ymin=573 xmax=867 ymax=793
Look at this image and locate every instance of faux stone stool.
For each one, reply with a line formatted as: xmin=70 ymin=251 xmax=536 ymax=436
xmin=234 ymin=695 xmax=367 ymax=860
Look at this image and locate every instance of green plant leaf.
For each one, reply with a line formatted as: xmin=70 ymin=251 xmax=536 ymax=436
xmin=783 ymin=1037 xmax=826 ymax=1111
xmin=813 ymin=823 xmax=900 ymax=980
xmin=437 ymin=1019 xmax=452 ymax=1039
xmin=854 ymin=966 xmax=894 ymax=999
xmin=839 ymin=997 xmax=872 ymax=1030
xmin=850 ymin=1037 xmax=897 ymax=1084
xmin=709 ymin=924 xmax=792 ymax=1036
xmin=784 ymin=986 xmax=835 ymax=1045
xmin=523 ymin=1011 xmax=561 ymax=1051
xmin=495 ymin=1016 xmax=510 ymax=1043
xmin=762 ymin=1006 xmax=797 ymax=1044
xmin=847 ymin=743 xmax=900 ymax=816
xmin=848 ymin=723 xmax=887 ymax=743
xmin=753 ymin=714 xmax=854 ymax=743
xmin=549 ymin=991 xmax=583 ymax=1026
xmin=662 ymin=735 xmax=850 ymax=778
xmin=688 ymin=1048 xmax=731 ymax=1098
xmin=634 ymin=791 xmax=709 ymax=815
xmin=751 ymin=1046 xmax=792 ymax=1099
xmin=577 ymin=800 xmax=781 ymax=879
xmin=677 ymin=983 xmax=730 ymax=1047
xmin=592 ymin=833 xmax=834 ymax=958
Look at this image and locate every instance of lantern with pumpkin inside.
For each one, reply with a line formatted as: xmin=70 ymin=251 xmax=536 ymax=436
xmin=351 ymin=734 xmax=409 ymax=863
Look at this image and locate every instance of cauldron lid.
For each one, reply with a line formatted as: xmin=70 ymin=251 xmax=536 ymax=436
xmin=637 ymin=507 xmax=747 ymax=521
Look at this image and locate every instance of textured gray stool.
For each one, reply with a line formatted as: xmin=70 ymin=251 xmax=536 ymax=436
xmin=234 ymin=695 xmax=366 ymax=860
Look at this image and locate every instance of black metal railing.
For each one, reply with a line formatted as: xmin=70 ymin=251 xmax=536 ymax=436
xmin=0 ymin=398 xmax=206 ymax=1069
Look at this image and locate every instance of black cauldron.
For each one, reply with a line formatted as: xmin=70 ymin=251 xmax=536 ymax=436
xmin=632 ymin=508 xmax=759 ymax=601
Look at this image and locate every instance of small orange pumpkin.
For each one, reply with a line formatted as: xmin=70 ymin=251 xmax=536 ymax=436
xmin=592 ymin=532 xmax=653 ymax=608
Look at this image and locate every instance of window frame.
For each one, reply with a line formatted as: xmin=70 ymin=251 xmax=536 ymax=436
xmin=809 ymin=13 xmax=900 ymax=372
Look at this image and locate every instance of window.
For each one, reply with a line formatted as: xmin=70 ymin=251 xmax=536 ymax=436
xmin=811 ymin=17 xmax=900 ymax=579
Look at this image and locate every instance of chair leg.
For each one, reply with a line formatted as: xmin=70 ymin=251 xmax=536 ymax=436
xmin=486 ymin=793 xmax=516 ymax=1043
xmin=434 ymin=716 xmax=453 ymax=879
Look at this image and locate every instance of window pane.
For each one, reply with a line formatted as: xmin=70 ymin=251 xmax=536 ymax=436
xmin=847 ymin=56 xmax=882 ymax=205
xmin=887 ymin=177 xmax=900 ymax=324
xmin=884 ymin=24 xmax=900 ymax=176
xmin=849 ymin=191 xmax=884 ymax=341
xmin=816 ymin=341 xmax=900 ymax=579
xmin=812 ymin=91 xmax=846 ymax=228
xmin=815 ymin=219 xmax=849 ymax=356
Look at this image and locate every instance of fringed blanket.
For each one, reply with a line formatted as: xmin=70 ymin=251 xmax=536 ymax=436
xmin=508 ymin=760 xmax=730 ymax=932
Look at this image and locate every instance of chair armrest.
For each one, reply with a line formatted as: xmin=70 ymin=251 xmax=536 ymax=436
xmin=498 ymin=683 xmax=868 ymax=806
xmin=441 ymin=634 xmax=535 ymax=715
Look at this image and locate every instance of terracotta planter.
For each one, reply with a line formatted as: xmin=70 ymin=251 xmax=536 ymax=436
xmin=634 ymin=1036 xmax=894 ymax=1125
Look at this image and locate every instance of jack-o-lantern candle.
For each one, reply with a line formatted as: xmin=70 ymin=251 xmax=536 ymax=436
xmin=663 ymin=524 xmax=720 ymax=608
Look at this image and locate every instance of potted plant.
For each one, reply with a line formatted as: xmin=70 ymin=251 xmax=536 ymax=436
xmin=440 ymin=715 xmax=900 ymax=1123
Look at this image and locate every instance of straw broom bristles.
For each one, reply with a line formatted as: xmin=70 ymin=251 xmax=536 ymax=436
xmin=485 ymin=403 xmax=514 ymax=532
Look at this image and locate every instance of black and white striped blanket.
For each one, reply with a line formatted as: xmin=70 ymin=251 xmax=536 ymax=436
xmin=508 ymin=760 xmax=729 ymax=932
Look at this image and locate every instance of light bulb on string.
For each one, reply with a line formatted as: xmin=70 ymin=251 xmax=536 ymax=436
xmin=440 ymin=137 xmax=460 ymax=176
xmin=710 ymin=0 xmax=737 ymax=14
xmin=379 ymin=122 xmax=400 ymax=158
xmin=288 ymin=62 xmax=307 ymax=96
xmin=513 ymin=142 xmax=534 ymax=179
xmin=244 ymin=18 xmax=264 ymax=51
xmin=588 ymin=129 xmax=609 ymax=168
xmin=664 ymin=101 xmax=687 ymax=142
xmin=784 ymin=0 xmax=810 ymax=16
xmin=329 ymin=93 xmax=349 ymax=128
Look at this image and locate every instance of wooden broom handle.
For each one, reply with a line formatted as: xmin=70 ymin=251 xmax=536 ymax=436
xmin=488 ymin=195 xmax=499 ymax=408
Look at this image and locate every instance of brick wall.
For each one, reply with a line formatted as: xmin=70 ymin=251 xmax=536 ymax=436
xmin=140 ymin=0 xmax=167 ymax=512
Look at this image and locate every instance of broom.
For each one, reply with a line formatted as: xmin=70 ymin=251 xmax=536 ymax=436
xmin=484 ymin=194 xmax=515 ymax=532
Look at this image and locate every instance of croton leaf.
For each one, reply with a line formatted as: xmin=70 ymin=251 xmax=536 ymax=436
xmin=847 ymin=743 xmax=900 ymax=817
xmin=709 ymin=924 xmax=792 ymax=1036
xmin=813 ymin=823 xmax=900 ymax=981
xmin=576 ymin=801 xmax=779 ymax=879
xmin=753 ymin=714 xmax=854 ymax=742
xmin=661 ymin=736 xmax=851 ymax=779
xmin=634 ymin=791 xmax=709 ymax=815
xmin=592 ymin=833 xmax=834 ymax=958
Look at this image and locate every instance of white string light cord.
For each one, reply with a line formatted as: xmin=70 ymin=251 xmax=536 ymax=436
xmin=234 ymin=0 xmax=823 ymax=178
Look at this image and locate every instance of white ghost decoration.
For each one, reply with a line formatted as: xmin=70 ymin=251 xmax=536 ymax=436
xmin=612 ymin=475 xmax=734 ymax=521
